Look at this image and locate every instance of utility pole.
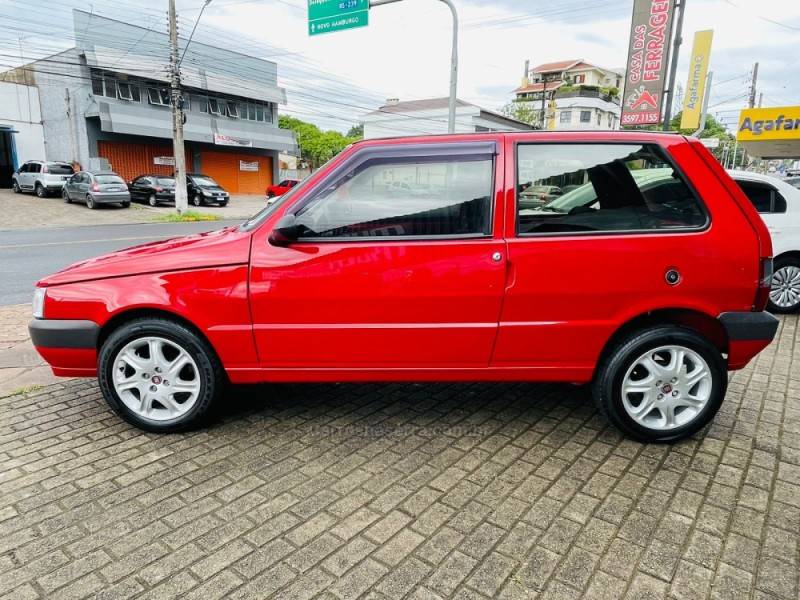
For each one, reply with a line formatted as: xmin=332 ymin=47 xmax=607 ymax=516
xmin=662 ymin=0 xmax=686 ymax=131
xmin=758 ymin=92 xmax=763 ymax=108
xmin=748 ymin=62 xmax=759 ymax=108
xmin=168 ymin=0 xmax=188 ymax=214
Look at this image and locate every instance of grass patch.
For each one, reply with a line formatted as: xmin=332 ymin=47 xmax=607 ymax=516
xmin=154 ymin=211 xmax=220 ymax=223
xmin=4 ymin=384 xmax=43 ymax=398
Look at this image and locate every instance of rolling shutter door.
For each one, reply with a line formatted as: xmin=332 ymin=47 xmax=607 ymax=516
xmin=199 ymin=151 xmax=272 ymax=194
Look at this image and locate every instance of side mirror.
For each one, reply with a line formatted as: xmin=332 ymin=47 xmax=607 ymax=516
xmin=268 ymin=214 xmax=300 ymax=247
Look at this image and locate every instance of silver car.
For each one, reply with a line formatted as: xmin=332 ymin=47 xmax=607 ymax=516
xmin=12 ymin=161 xmax=75 ymax=197
xmin=63 ymin=172 xmax=131 ymax=209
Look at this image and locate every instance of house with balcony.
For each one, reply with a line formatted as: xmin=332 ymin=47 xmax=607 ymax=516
xmin=514 ymin=59 xmax=624 ymax=131
xmin=3 ymin=10 xmax=296 ymax=194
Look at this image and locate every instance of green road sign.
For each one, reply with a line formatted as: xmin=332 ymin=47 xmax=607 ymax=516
xmin=308 ymin=0 xmax=369 ymax=36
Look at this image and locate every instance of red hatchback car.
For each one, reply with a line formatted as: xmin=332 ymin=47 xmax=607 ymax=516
xmin=266 ymin=179 xmax=299 ymax=198
xmin=30 ymin=132 xmax=778 ymax=442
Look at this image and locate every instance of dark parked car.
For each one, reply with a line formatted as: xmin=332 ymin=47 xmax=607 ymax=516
xmin=187 ymin=174 xmax=229 ymax=207
xmin=129 ymin=175 xmax=176 ymax=206
xmin=62 ymin=172 xmax=130 ymax=209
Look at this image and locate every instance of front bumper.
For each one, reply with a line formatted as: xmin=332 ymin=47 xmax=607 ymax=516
xmin=719 ymin=311 xmax=779 ymax=369
xmin=29 ymin=319 xmax=100 ymax=377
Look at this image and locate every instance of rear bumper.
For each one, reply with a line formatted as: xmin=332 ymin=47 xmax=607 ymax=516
xmin=719 ymin=311 xmax=779 ymax=369
xmin=29 ymin=319 xmax=99 ymax=377
xmin=92 ymin=192 xmax=131 ymax=204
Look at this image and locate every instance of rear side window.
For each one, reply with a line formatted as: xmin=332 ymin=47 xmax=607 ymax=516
xmin=96 ymin=175 xmax=125 ymax=184
xmin=517 ymin=143 xmax=707 ymax=235
xmin=737 ymin=181 xmax=787 ymax=214
xmin=294 ymin=155 xmax=494 ymax=239
xmin=47 ymin=163 xmax=74 ymax=175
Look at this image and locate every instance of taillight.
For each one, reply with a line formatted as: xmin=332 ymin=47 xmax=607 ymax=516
xmin=754 ymin=257 xmax=773 ymax=311
xmin=91 ymin=183 xmax=100 ymax=192
xmin=41 ymin=165 xmax=49 ymax=173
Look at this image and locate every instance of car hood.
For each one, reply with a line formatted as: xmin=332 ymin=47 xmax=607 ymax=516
xmin=39 ymin=226 xmax=252 ymax=286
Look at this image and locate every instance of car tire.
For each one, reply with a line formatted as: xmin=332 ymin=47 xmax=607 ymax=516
xmin=149 ymin=194 xmax=158 ymax=207
xmin=86 ymin=195 xmax=96 ymax=209
xmin=592 ymin=326 xmax=727 ymax=443
xmin=218 ymin=201 xmax=228 ymax=207
xmin=12 ymin=180 xmax=20 ymax=193
xmin=98 ymin=317 xmax=225 ymax=433
xmin=63 ymin=188 xmax=72 ymax=203
xmin=768 ymin=256 xmax=800 ymax=314
xmin=191 ymin=195 xmax=202 ymax=207
xmin=35 ymin=183 xmax=47 ymax=198
xmin=121 ymin=201 xmax=131 ymax=208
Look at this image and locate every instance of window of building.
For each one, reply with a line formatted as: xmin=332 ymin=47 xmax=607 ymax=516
xmin=516 ymin=143 xmax=707 ymax=235
xmin=574 ymin=74 xmax=585 ymax=84
xmin=608 ymin=114 xmax=614 ymax=128
xmin=91 ymin=77 xmax=104 ymax=96
xmin=208 ymin=98 xmax=223 ymax=115
xmin=560 ymin=111 xmax=572 ymax=124
xmin=148 ymin=88 xmax=170 ymax=106
xmin=293 ymin=155 xmax=494 ymax=239
xmin=116 ymin=81 xmax=140 ymax=102
xmin=256 ymin=104 xmax=264 ymax=121
xmin=226 ymin=102 xmax=239 ymax=118
xmin=580 ymin=110 xmax=591 ymax=123
xmin=597 ymin=112 xmax=602 ymax=126
xmin=247 ymin=103 xmax=257 ymax=120
xmin=737 ymin=181 xmax=788 ymax=214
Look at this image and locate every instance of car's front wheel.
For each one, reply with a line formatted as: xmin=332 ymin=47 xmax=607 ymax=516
xmin=12 ymin=180 xmax=20 ymax=193
xmin=592 ymin=326 xmax=727 ymax=443
xmin=768 ymin=256 xmax=800 ymax=314
xmin=98 ymin=317 xmax=224 ymax=432
xmin=191 ymin=194 xmax=202 ymax=207
xmin=63 ymin=188 xmax=71 ymax=203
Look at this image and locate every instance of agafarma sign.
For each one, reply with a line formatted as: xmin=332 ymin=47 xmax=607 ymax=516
xmin=621 ymin=0 xmax=676 ymax=127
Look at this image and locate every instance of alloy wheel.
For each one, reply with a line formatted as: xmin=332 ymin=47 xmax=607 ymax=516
xmin=112 ymin=336 xmax=202 ymax=422
xmin=621 ymin=345 xmax=713 ymax=431
xmin=770 ymin=266 xmax=800 ymax=309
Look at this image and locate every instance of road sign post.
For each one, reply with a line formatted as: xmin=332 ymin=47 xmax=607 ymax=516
xmin=308 ymin=0 xmax=369 ymax=36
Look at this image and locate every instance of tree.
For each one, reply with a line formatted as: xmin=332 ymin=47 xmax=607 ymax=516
xmin=346 ymin=123 xmax=364 ymax=139
xmin=279 ymin=116 xmax=360 ymax=169
xmin=500 ymin=101 xmax=539 ymax=127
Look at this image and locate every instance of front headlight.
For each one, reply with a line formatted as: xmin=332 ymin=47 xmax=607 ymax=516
xmin=32 ymin=287 xmax=46 ymax=319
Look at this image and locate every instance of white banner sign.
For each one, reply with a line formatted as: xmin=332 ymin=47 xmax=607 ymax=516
xmin=153 ymin=156 xmax=175 ymax=166
xmin=700 ymin=137 xmax=720 ymax=149
xmin=240 ymin=160 xmax=259 ymax=172
xmin=214 ymin=133 xmax=253 ymax=147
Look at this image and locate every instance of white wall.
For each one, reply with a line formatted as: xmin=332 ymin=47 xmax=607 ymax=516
xmin=0 ymin=82 xmax=45 ymax=164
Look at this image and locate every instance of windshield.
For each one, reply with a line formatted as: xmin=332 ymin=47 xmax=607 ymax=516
xmin=95 ymin=175 xmax=125 ymax=184
xmin=156 ymin=177 xmax=175 ymax=186
xmin=48 ymin=163 xmax=74 ymax=175
xmin=191 ymin=176 xmax=220 ymax=188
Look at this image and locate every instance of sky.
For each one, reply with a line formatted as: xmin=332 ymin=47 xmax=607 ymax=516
xmin=2 ymin=0 xmax=798 ymax=133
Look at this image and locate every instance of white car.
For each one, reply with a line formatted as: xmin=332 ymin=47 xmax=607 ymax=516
xmin=729 ymin=170 xmax=800 ymax=313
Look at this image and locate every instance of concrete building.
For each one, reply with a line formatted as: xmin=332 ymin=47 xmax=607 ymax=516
xmin=3 ymin=10 xmax=296 ymax=193
xmin=0 ymin=81 xmax=46 ymax=187
xmin=514 ymin=59 xmax=624 ymax=130
xmin=362 ymin=97 xmax=533 ymax=139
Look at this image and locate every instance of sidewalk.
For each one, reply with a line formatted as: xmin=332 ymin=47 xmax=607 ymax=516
xmin=0 ymin=304 xmax=63 ymax=397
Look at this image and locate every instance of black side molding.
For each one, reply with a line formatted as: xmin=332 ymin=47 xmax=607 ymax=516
xmin=718 ymin=312 xmax=779 ymax=342
xmin=29 ymin=319 xmax=100 ymax=349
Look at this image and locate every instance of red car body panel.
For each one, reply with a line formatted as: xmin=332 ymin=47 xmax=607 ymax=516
xmin=266 ymin=180 xmax=299 ymax=197
xmin=32 ymin=132 xmax=775 ymax=383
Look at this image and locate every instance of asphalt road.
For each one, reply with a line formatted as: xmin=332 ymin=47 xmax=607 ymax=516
xmin=0 ymin=220 xmax=243 ymax=305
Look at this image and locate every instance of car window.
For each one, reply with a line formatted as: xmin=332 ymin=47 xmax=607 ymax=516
xmin=737 ymin=180 xmax=787 ymax=214
xmin=278 ymin=180 xmax=289 ymax=187
xmin=516 ymin=143 xmax=707 ymax=235
xmin=136 ymin=177 xmax=150 ymax=185
xmin=190 ymin=176 xmax=219 ymax=188
xmin=47 ymin=163 xmax=74 ymax=175
xmin=30 ymin=163 xmax=41 ymax=174
xmin=294 ymin=155 xmax=494 ymax=239
xmin=156 ymin=177 xmax=175 ymax=186
xmin=96 ymin=175 xmax=125 ymax=184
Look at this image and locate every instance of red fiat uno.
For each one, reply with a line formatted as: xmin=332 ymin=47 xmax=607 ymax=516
xmin=30 ymin=132 xmax=778 ymax=442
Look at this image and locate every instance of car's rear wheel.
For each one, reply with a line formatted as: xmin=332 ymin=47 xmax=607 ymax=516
xmin=35 ymin=183 xmax=47 ymax=198
xmin=768 ymin=256 xmax=800 ymax=314
xmin=63 ymin=188 xmax=71 ymax=203
xmin=592 ymin=326 xmax=727 ymax=443
xmin=149 ymin=194 xmax=158 ymax=207
xmin=86 ymin=195 xmax=96 ymax=209
xmin=98 ymin=318 xmax=224 ymax=432
xmin=121 ymin=201 xmax=131 ymax=208
xmin=12 ymin=180 xmax=20 ymax=193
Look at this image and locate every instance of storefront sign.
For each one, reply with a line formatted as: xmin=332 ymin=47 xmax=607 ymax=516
xmin=240 ymin=161 xmax=259 ymax=172
xmin=680 ymin=30 xmax=714 ymax=130
xmin=153 ymin=156 xmax=175 ymax=166
xmin=621 ymin=0 xmax=676 ymax=127
xmin=214 ymin=133 xmax=253 ymax=147
xmin=738 ymin=107 xmax=800 ymax=141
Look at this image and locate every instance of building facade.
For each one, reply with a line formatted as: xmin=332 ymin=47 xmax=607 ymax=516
xmin=0 ymin=81 xmax=46 ymax=187
xmin=514 ymin=59 xmax=624 ymax=131
xmin=362 ymin=98 xmax=533 ymax=139
xmin=5 ymin=10 xmax=296 ymax=194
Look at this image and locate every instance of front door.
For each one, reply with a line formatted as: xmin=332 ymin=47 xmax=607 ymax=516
xmin=249 ymin=140 xmax=507 ymax=369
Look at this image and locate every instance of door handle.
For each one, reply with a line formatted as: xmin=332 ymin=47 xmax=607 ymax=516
xmin=491 ymin=252 xmax=503 ymax=262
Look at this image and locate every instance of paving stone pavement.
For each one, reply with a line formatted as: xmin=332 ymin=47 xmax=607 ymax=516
xmin=0 ymin=316 xmax=798 ymax=599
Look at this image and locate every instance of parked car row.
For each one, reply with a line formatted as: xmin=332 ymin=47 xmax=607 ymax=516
xmin=11 ymin=161 xmax=230 ymax=208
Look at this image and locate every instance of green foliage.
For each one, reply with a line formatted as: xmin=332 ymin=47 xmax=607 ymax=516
xmin=346 ymin=123 xmax=364 ymax=139
xmin=279 ymin=115 xmax=360 ymax=169
xmin=501 ymin=101 xmax=539 ymax=126
xmin=155 ymin=211 xmax=219 ymax=222
xmin=639 ymin=111 xmax=734 ymax=160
